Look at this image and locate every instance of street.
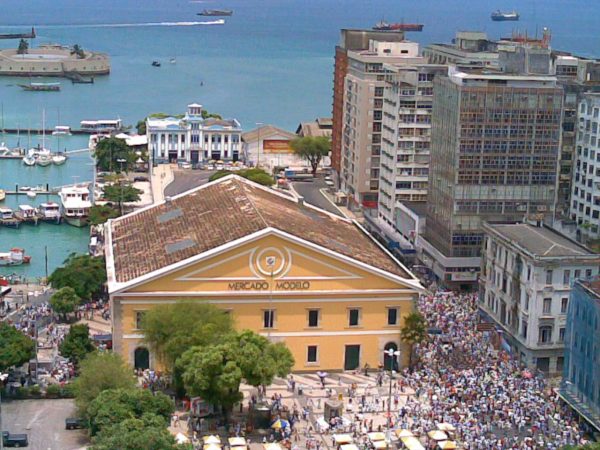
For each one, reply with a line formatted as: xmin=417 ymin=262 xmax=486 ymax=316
xmin=290 ymin=179 xmax=343 ymax=217
xmin=164 ymin=169 xmax=216 ymax=197
xmin=2 ymin=398 xmax=87 ymax=450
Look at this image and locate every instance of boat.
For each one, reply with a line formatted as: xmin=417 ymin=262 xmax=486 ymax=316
xmin=26 ymin=191 xmax=36 ymax=199
xmin=151 ymin=61 xmax=161 ymax=67
xmin=0 ymin=190 xmax=5 ymax=201
xmin=372 ymin=21 xmax=424 ymax=32
xmin=0 ymin=208 xmax=20 ymax=228
xmin=170 ymin=58 xmax=176 ymax=64
xmin=36 ymin=154 xmax=52 ymax=166
xmin=198 ymin=9 xmax=233 ymax=16
xmin=0 ymin=248 xmax=31 ymax=266
xmin=0 ymin=142 xmax=9 ymax=154
xmin=15 ymin=204 xmax=40 ymax=224
xmin=18 ymin=82 xmax=61 ymax=92
xmin=52 ymin=153 xmax=67 ymax=165
xmin=59 ymin=184 xmax=92 ymax=227
xmin=22 ymin=152 xmax=36 ymax=166
xmin=491 ymin=10 xmax=520 ymax=21
xmin=52 ymin=125 xmax=71 ymax=136
xmin=39 ymin=202 xmax=62 ymax=224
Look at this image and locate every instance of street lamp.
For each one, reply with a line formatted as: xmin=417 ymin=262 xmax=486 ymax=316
xmin=116 ymin=158 xmax=127 ymax=215
xmin=383 ymin=348 xmax=400 ymax=447
xmin=256 ymin=122 xmax=264 ymax=168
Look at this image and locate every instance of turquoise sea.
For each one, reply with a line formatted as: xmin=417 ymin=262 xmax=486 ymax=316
xmin=1 ymin=0 xmax=600 ymax=277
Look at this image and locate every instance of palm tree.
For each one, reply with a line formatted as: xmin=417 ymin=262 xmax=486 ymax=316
xmin=400 ymin=311 xmax=428 ymax=367
xmin=17 ymin=39 xmax=28 ymax=55
xmin=71 ymin=44 xmax=85 ymax=59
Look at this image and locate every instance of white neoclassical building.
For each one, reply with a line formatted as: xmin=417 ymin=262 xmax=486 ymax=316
xmin=147 ymin=103 xmax=242 ymax=164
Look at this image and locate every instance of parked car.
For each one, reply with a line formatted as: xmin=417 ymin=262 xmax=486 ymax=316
xmin=65 ymin=418 xmax=86 ymax=430
xmin=133 ymin=176 xmax=149 ymax=182
xmin=2 ymin=431 xmax=28 ymax=447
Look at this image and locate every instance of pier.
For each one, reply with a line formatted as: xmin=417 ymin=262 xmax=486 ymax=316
xmin=0 ymin=128 xmax=96 ymax=135
xmin=0 ymin=27 xmax=36 ymax=40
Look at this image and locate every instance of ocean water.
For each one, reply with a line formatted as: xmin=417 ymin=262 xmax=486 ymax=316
xmin=0 ymin=0 xmax=599 ymax=277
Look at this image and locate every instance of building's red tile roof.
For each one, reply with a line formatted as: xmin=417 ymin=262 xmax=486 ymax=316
xmin=109 ymin=176 xmax=414 ymax=284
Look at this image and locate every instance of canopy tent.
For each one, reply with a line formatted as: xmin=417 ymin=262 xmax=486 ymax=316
xmin=372 ymin=440 xmax=389 ymax=449
xmin=396 ymin=430 xmax=414 ymax=438
xmin=271 ymin=419 xmax=290 ymax=430
xmin=228 ymin=438 xmax=247 ymax=447
xmin=176 ymin=433 xmax=190 ymax=444
xmin=400 ymin=436 xmax=425 ymax=450
xmin=438 ymin=441 xmax=457 ymax=450
xmin=340 ymin=445 xmax=359 ymax=450
xmin=437 ymin=423 xmax=456 ymax=432
xmin=203 ymin=436 xmax=222 ymax=445
xmin=263 ymin=444 xmax=283 ymax=450
xmin=368 ymin=432 xmax=386 ymax=442
xmin=204 ymin=445 xmax=222 ymax=450
xmin=428 ymin=431 xmax=448 ymax=441
xmin=332 ymin=434 xmax=353 ymax=445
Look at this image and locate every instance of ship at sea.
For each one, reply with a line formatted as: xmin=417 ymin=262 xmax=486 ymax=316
xmin=372 ymin=21 xmax=424 ymax=32
xmin=198 ymin=9 xmax=233 ymax=16
xmin=491 ymin=10 xmax=520 ymax=21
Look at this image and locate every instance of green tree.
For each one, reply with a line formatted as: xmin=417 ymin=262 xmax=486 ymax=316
xmin=48 ymin=254 xmax=106 ymax=301
xmin=59 ymin=324 xmax=95 ymax=367
xmin=90 ymin=414 xmax=179 ymax=450
xmin=400 ymin=311 xmax=428 ymax=367
xmin=87 ymin=388 xmax=174 ymax=435
xmin=201 ymin=110 xmax=222 ymax=120
xmin=89 ymin=205 xmax=120 ymax=225
xmin=142 ymin=302 xmax=234 ymax=371
xmin=71 ymin=44 xmax=85 ymax=59
xmin=17 ymin=38 xmax=28 ymax=55
xmin=74 ymin=352 xmax=136 ymax=416
xmin=102 ymin=183 xmax=142 ymax=204
xmin=178 ymin=340 xmax=243 ymax=418
xmin=136 ymin=112 xmax=186 ymax=135
xmin=235 ymin=330 xmax=294 ymax=391
xmin=0 ymin=323 xmax=35 ymax=372
xmin=209 ymin=168 xmax=274 ymax=186
xmin=94 ymin=137 xmax=136 ymax=172
xmin=290 ymin=136 xmax=330 ymax=176
xmin=50 ymin=287 xmax=81 ymax=321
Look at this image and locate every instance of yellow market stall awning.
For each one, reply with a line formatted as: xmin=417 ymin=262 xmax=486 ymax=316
xmin=228 ymin=438 xmax=247 ymax=447
xmin=401 ymin=436 xmax=425 ymax=450
xmin=203 ymin=436 xmax=222 ymax=445
xmin=396 ymin=430 xmax=414 ymax=438
xmin=204 ymin=445 xmax=222 ymax=450
xmin=333 ymin=434 xmax=353 ymax=445
xmin=438 ymin=441 xmax=457 ymax=450
xmin=263 ymin=444 xmax=283 ymax=450
xmin=428 ymin=431 xmax=448 ymax=441
xmin=372 ymin=440 xmax=389 ymax=449
xmin=368 ymin=432 xmax=387 ymax=442
xmin=340 ymin=445 xmax=359 ymax=450
xmin=437 ymin=423 xmax=456 ymax=432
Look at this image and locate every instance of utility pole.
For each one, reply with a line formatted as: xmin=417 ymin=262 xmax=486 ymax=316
xmin=256 ymin=122 xmax=263 ymax=168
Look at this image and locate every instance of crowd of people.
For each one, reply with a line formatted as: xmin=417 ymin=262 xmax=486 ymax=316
xmin=391 ymin=291 xmax=588 ymax=449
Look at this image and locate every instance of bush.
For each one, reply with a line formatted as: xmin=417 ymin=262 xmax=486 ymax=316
xmin=61 ymin=383 xmax=76 ymax=398
xmin=15 ymin=386 xmax=29 ymax=399
xmin=46 ymin=384 xmax=61 ymax=398
xmin=29 ymin=385 xmax=41 ymax=397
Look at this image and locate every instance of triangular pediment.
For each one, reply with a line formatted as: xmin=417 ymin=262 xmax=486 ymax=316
xmin=123 ymin=231 xmax=419 ymax=294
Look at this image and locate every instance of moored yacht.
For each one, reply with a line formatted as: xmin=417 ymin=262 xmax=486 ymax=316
xmin=59 ymin=184 xmax=92 ymax=227
xmin=52 ymin=153 xmax=67 ymax=165
xmin=39 ymin=202 xmax=62 ymax=224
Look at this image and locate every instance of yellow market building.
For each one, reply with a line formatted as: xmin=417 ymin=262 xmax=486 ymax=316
xmin=105 ymin=175 xmax=423 ymax=372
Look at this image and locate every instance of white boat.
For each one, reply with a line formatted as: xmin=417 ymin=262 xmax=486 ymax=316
xmin=26 ymin=191 xmax=36 ymax=199
xmin=0 ymin=190 xmax=4 ymax=201
xmin=0 ymin=248 xmax=31 ymax=266
xmin=52 ymin=153 xmax=67 ymax=165
xmin=39 ymin=202 xmax=62 ymax=224
xmin=59 ymin=184 xmax=92 ymax=227
xmin=22 ymin=153 xmax=36 ymax=166
xmin=17 ymin=204 xmax=37 ymax=219
xmin=37 ymin=154 xmax=52 ymax=166
xmin=0 ymin=142 xmax=10 ymax=154
xmin=52 ymin=125 xmax=71 ymax=136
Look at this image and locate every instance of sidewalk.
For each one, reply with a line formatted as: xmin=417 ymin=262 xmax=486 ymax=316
xmin=151 ymin=163 xmax=175 ymax=203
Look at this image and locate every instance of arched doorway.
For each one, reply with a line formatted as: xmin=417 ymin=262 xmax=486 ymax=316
xmin=383 ymin=342 xmax=398 ymax=371
xmin=134 ymin=347 xmax=150 ymax=370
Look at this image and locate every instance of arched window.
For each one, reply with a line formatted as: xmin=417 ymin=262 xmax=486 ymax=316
xmin=383 ymin=342 xmax=398 ymax=371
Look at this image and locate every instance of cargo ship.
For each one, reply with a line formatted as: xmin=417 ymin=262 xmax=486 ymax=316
xmin=197 ymin=9 xmax=233 ymax=16
xmin=491 ymin=10 xmax=520 ymax=21
xmin=372 ymin=21 xmax=424 ymax=32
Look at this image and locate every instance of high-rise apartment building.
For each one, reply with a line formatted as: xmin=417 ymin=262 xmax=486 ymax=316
xmin=378 ymin=61 xmax=446 ymax=228
xmin=421 ymin=67 xmax=564 ymax=289
xmin=340 ymin=40 xmax=423 ymax=209
xmin=332 ymin=29 xmax=405 ymax=185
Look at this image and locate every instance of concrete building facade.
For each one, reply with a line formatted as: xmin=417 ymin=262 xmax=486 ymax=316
xmin=480 ymin=223 xmax=600 ymax=374
xmin=147 ymin=103 xmax=242 ymax=164
xmin=421 ymin=67 xmax=564 ymax=289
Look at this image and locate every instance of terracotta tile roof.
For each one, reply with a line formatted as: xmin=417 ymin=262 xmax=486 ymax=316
xmin=109 ymin=176 xmax=414 ymax=284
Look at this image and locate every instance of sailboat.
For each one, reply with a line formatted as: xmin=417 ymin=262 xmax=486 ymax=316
xmin=36 ymin=109 xmax=52 ymax=167
xmin=52 ymin=109 xmax=68 ymax=165
xmin=23 ymin=149 xmax=36 ymax=166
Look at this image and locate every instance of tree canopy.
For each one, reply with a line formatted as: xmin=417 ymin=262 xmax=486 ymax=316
xmin=94 ymin=137 xmax=136 ymax=172
xmin=71 ymin=44 xmax=85 ymax=59
xmin=59 ymin=324 xmax=95 ymax=367
xmin=48 ymin=253 xmax=106 ymax=301
xmin=90 ymin=414 xmax=180 ymax=450
xmin=74 ymin=352 xmax=136 ymax=416
xmin=142 ymin=302 xmax=234 ymax=370
xmin=290 ymin=136 xmax=330 ymax=176
xmin=89 ymin=205 xmax=120 ymax=225
xmin=209 ymin=168 xmax=274 ymax=186
xmin=50 ymin=287 xmax=81 ymax=321
xmin=102 ymin=183 xmax=142 ymax=204
xmin=87 ymin=388 xmax=174 ymax=435
xmin=0 ymin=323 xmax=35 ymax=372
xmin=17 ymin=39 xmax=28 ymax=55
xmin=400 ymin=311 xmax=428 ymax=366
